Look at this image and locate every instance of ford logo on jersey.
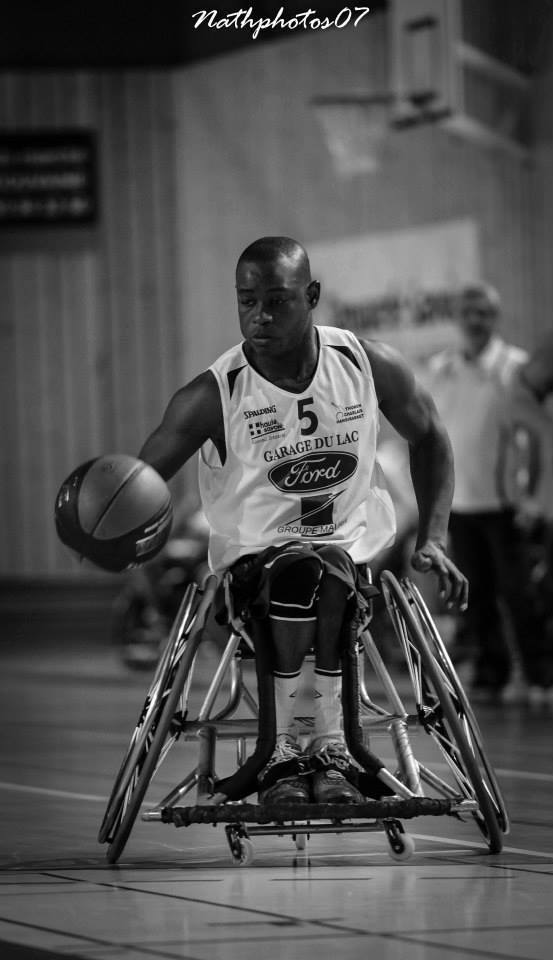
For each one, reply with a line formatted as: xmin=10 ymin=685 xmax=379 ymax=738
xmin=268 ymin=452 xmax=358 ymax=493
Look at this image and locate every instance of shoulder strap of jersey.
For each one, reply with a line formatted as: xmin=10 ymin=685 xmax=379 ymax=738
xmin=208 ymin=342 xmax=248 ymax=403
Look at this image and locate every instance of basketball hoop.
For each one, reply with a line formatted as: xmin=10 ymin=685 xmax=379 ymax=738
xmin=311 ymin=93 xmax=392 ymax=176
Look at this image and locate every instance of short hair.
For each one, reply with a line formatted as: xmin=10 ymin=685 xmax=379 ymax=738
xmin=460 ymin=283 xmax=501 ymax=316
xmin=237 ymin=236 xmax=311 ymax=278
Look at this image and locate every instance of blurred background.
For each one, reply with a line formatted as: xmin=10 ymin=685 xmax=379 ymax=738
xmin=1 ymin=0 xmax=552 ymax=640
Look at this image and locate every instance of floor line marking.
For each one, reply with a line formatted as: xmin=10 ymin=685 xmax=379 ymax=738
xmin=0 ymin=782 xmax=107 ymax=802
xmin=410 ymin=833 xmax=553 ymax=858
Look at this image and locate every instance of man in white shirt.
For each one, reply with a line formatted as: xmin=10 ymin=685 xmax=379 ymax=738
xmin=428 ymin=284 xmax=552 ymax=703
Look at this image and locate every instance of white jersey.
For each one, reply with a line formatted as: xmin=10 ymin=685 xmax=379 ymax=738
xmin=427 ymin=336 xmax=528 ymax=512
xmin=198 ymin=325 xmax=396 ymax=573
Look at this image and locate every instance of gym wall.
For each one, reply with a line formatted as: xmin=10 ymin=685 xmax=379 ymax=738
xmin=0 ymin=71 xmax=182 ymax=577
xmin=530 ymin=53 xmax=553 ymax=336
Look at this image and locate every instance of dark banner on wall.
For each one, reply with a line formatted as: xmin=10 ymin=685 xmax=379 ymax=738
xmin=0 ymin=130 xmax=97 ymax=226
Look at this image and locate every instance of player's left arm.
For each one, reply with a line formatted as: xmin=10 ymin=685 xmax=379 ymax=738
xmin=361 ymin=339 xmax=468 ymax=609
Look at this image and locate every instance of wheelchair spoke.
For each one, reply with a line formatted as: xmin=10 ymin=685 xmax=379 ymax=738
xmin=380 ymin=570 xmax=508 ymax=852
xmin=99 ymin=578 xmax=219 ymax=860
xmin=418 ymin=762 xmax=463 ymax=799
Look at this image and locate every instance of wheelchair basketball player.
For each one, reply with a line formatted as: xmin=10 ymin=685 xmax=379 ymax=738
xmin=138 ymin=236 xmax=468 ymax=806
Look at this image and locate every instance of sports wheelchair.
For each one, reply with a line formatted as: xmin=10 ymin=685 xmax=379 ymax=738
xmin=99 ymin=568 xmax=509 ymax=865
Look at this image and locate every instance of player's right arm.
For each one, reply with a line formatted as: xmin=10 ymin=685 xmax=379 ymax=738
xmin=139 ymin=370 xmax=225 ymax=481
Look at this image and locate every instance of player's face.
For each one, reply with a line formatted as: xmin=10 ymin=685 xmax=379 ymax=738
xmin=460 ymin=296 xmax=497 ymax=357
xmin=236 ymin=258 xmax=316 ymax=359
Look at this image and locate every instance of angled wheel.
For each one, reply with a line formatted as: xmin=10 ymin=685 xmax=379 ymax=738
xmin=401 ymin=577 xmax=509 ymax=837
xmin=99 ymin=577 xmax=217 ymax=863
xmin=380 ymin=570 xmax=509 ymax=854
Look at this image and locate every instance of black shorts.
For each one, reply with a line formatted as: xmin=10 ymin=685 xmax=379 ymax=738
xmin=215 ymin=541 xmax=376 ymax=624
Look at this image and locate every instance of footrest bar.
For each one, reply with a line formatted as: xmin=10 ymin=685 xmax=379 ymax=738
xmin=450 ymin=799 xmax=479 ymax=813
xmin=156 ymin=797 xmax=460 ymax=827
xmin=142 ymin=810 xmax=164 ymax=822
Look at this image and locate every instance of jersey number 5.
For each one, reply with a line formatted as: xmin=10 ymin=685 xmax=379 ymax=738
xmin=297 ymin=397 xmax=318 ymax=436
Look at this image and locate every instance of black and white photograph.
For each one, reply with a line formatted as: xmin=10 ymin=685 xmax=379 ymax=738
xmin=1 ymin=2 xmax=553 ymax=958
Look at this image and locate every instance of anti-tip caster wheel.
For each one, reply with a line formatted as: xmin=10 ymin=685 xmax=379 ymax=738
xmin=384 ymin=819 xmax=416 ymax=862
xmin=294 ymin=833 xmax=308 ymax=852
xmin=388 ymin=832 xmax=415 ymax=862
xmin=225 ymin=824 xmax=254 ymax=866
xmin=233 ymin=837 xmax=255 ymax=865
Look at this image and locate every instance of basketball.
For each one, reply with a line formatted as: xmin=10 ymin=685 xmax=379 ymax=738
xmin=54 ymin=454 xmax=173 ymax=572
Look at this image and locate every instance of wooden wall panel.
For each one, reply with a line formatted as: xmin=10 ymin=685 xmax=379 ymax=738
xmin=0 ymin=70 xmax=180 ymax=577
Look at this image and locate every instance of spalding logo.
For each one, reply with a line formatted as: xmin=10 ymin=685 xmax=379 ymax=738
xmin=268 ymin=452 xmax=358 ymax=493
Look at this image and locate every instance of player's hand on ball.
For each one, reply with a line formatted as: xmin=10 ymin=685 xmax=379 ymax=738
xmin=54 ymin=454 xmax=173 ymax=572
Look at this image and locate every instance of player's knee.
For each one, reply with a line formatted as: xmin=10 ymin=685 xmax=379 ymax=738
xmin=316 ymin=543 xmax=356 ymax=582
xmin=317 ymin=544 xmax=357 ymax=602
xmin=316 ymin=543 xmax=350 ymax=564
xmin=269 ymin=556 xmax=322 ymax=622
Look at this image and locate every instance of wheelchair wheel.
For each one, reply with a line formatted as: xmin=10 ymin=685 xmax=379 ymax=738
xmin=99 ymin=578 xmax=216 ymax=863
xmin=402 ymin=577 xmax=509 ymax=836
xmin=380 ymin=570 xmax=508 ymax=854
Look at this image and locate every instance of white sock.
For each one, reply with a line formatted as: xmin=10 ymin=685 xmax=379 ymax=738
xmin=273 ymin=671 xmax=301 ymax=740
xmin=312 ymin=668 xmax=343 ymax=748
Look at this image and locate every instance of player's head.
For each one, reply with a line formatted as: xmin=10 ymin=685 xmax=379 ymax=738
xmin=235 ymin=237 xmax=320 ymax=356
xmin=458 ymin=283 xmax=501 ymax=358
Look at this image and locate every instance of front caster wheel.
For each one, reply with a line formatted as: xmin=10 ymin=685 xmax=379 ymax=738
xmin=388 ymin=833 xmax=415 ymax=861
xmin=225 ymin=824 xmax=254 ymax=865
xmin=384 ymin=819 xmax=415 ymax=861
xmin=233 ymin=837 xmax=255 ymax=865
xmin=294 ymin=833 xmax=308 ymax=852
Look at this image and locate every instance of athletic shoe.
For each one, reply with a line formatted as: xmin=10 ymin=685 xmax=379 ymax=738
xmin=310 ymin=740 xmax=364 ymax=804
xmin=258 ymin=735 xmax=311 ymax=804
xmin=259 ymin=776 xmax=311 ymax=805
